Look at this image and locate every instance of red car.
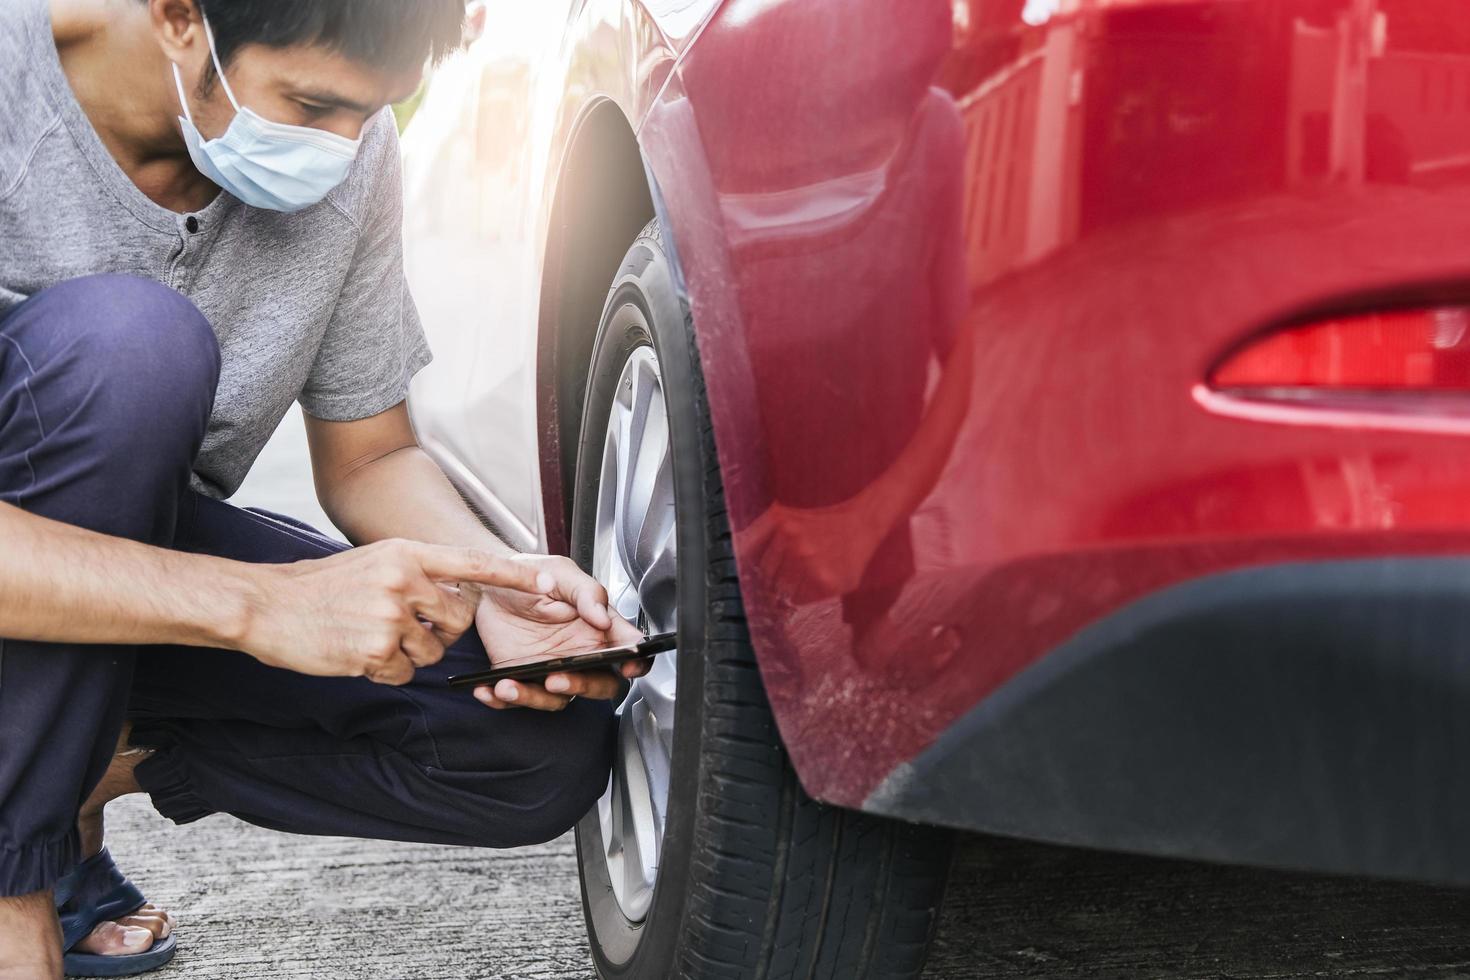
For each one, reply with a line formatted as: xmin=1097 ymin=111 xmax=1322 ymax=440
xmin=402 ymin=0 xmax=1470 ymax=975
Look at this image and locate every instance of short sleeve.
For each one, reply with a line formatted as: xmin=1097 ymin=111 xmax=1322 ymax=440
xmin=299 ymin=111 xmax=434 ymax=421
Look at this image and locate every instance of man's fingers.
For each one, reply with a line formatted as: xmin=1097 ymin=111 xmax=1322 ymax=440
xmin=530 ymin=598 xmax=580 ymax=624
xmin=606 ymin=610 xmax=643 ymax=646
xmin=413 ymin=544 xmax=553 ymax=595
xmin=619 ymin=657 xmax=653 ymax=679
xmin=472 ymin=685 xmax=511 ymax=709
xmin=367 ymin=651 xmax=416 ymax=686
xmin=572 ymin=581 xmax=612 ymax=630
xmin=544 ymin=669 xmax=627 ymax=701
xmin=400 ymin=625 xmax=446 ymax=669
xmin=528 ymin=556 xmax=613 ymax=630
xmin=430 ymin=625 xmax=462 ymax=648
xmin=491 ymin=678 xmax=571 ymax=711
xmin=411 ymin=581 xmax=477 ymax=637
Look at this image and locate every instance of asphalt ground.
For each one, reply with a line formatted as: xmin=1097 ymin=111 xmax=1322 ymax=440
xmin=92 ymin=409 xmax=1470 ymax=980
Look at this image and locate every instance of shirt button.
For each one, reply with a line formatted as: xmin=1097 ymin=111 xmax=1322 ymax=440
xmin=185 ymin=216 xmax=200 ymax=234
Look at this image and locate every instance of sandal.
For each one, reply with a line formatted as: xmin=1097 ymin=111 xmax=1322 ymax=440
xmin=55 ymin=849 xmax=177 ymax=977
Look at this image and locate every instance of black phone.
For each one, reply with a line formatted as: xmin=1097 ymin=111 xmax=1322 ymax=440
xmin=446 ymin=631 xmax=678 ymax=690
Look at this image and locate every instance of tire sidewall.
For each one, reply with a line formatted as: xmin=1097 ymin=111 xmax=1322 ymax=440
xmin=571 ymin=229 xmax=709 ymax=978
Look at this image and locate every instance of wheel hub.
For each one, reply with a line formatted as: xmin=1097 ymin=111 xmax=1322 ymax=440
xmin=590 ymin=344 xmax=678 ymax=923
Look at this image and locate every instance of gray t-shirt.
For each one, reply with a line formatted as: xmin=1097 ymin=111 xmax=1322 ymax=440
xmin=0 ymin=0 xmax=434 ymax=499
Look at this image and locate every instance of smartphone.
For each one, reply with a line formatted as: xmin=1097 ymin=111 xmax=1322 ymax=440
xmin=447 ymin=631 xmax=679 ymax=690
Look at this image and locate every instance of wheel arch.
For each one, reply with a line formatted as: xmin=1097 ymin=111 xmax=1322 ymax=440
xmin=537 ymin=98 xmax=656 ymax=554
xmin=535 ymin=85 xmax=821 ymax=806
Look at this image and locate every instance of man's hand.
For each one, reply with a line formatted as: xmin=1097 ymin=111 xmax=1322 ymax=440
xmin=301 ymin=407 xmax=651 ymax=706
xmin=471 ymin=554 xmax=650 ymax=712
xmin=243 ymin=539 xmax=555 ymax=685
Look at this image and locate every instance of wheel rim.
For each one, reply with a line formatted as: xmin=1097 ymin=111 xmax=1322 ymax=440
xmin=591 ymin=343 xmax=678 ymax=924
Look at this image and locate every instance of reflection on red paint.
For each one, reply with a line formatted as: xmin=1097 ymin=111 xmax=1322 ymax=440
xmin=628 ymin=0 xmax=1470 ymax=806
xmin=409 ymin=0 xmax=1470 ymax=809
xmin=1213 ymin=308 xmax=1470 ymax=391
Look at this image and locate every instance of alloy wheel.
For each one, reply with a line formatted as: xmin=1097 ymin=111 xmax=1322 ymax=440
xmin=590 ymin=343 xmax=679 ymax=923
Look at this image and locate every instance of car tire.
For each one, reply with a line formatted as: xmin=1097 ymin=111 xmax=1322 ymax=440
xmin=571 ymin=219 xmax=955 ymax=980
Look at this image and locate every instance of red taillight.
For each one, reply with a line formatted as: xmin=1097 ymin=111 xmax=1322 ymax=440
xmin=1211 ymin=307 xmax=1470 ymax=392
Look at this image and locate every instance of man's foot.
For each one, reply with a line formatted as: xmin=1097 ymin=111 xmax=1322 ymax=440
xmin=68 ymin=725 xmax=174 ymax=957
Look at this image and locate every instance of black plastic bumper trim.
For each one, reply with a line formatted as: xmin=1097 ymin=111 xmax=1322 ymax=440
xmin=865 ymin=557 xmax=1470 ymax=884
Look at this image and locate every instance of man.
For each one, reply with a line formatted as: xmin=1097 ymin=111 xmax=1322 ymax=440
xmin=0 ymin=1 xmax=648 ymax=976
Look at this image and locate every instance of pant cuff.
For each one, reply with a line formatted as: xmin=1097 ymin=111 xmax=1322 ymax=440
xmin=130 ymin=723 xmax=217 ymax=826
xmin=0 ymin=832 xmax=79 ymax=897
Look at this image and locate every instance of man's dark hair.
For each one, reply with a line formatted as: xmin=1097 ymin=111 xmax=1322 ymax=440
xmin=191 ymin=0 xmax=466 ymax=72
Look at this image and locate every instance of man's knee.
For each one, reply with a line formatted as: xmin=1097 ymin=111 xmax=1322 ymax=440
xmin=493 ymin=700 xmax=618 ymax=848
xmin=5 ymin=275 xmax=221 ymax=445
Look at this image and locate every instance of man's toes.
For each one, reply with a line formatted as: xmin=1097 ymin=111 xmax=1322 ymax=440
xmin=76 ymin=920 xmax=156 ymax=955
xmin=117 ymin=911 xmax=171 ymax=939
xmin=129 ymin=903 xmax=174 ymax=931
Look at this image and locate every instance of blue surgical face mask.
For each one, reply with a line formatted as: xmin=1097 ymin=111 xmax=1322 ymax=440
xmin=172 ymin=16 xmax=361 ymax=212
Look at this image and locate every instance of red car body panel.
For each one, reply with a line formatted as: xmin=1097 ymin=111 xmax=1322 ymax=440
xmin=623 ymin=0 xmax=1470 ymax=809
xmin=420 ymin=0 xmax=1470 ymax=814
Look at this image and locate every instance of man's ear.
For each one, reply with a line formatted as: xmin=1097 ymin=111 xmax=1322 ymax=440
xmin=465 ymin=2 xmax=488 ymax=44
xmin=147 ymin=0 xmax=205 ymax=68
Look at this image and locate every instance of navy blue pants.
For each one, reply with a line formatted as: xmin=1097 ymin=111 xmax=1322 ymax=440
xmin=0 ymin=275 xmax=615 ymax=898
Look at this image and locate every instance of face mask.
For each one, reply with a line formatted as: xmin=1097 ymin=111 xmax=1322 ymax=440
xmin=172 ymin=16 xmax=361 ymax=212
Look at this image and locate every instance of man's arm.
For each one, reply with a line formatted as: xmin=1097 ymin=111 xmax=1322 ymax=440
xmin=302 ymin=415 xmax=583 ymax=614
xmin=303 ymin=402 xmax=519 ymax=558
xmin=0 ymin=499 xmax=551 ymax=685
xmin=305 ymin=402 xmax=646 ymax=710
xmin=0 ymin=501 xmax=258 ymax=649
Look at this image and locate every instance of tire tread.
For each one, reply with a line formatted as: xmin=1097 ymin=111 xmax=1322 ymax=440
xmin=587 ymin=221 xmax=953 ymax=980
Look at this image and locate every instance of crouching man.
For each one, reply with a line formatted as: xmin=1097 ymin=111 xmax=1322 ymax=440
xmin=0 ymin=2 xmax=645 ymax=976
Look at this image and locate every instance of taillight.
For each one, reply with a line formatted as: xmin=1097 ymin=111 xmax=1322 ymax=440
xmin=1210 ymin=307 xmax=1470 ymax=392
